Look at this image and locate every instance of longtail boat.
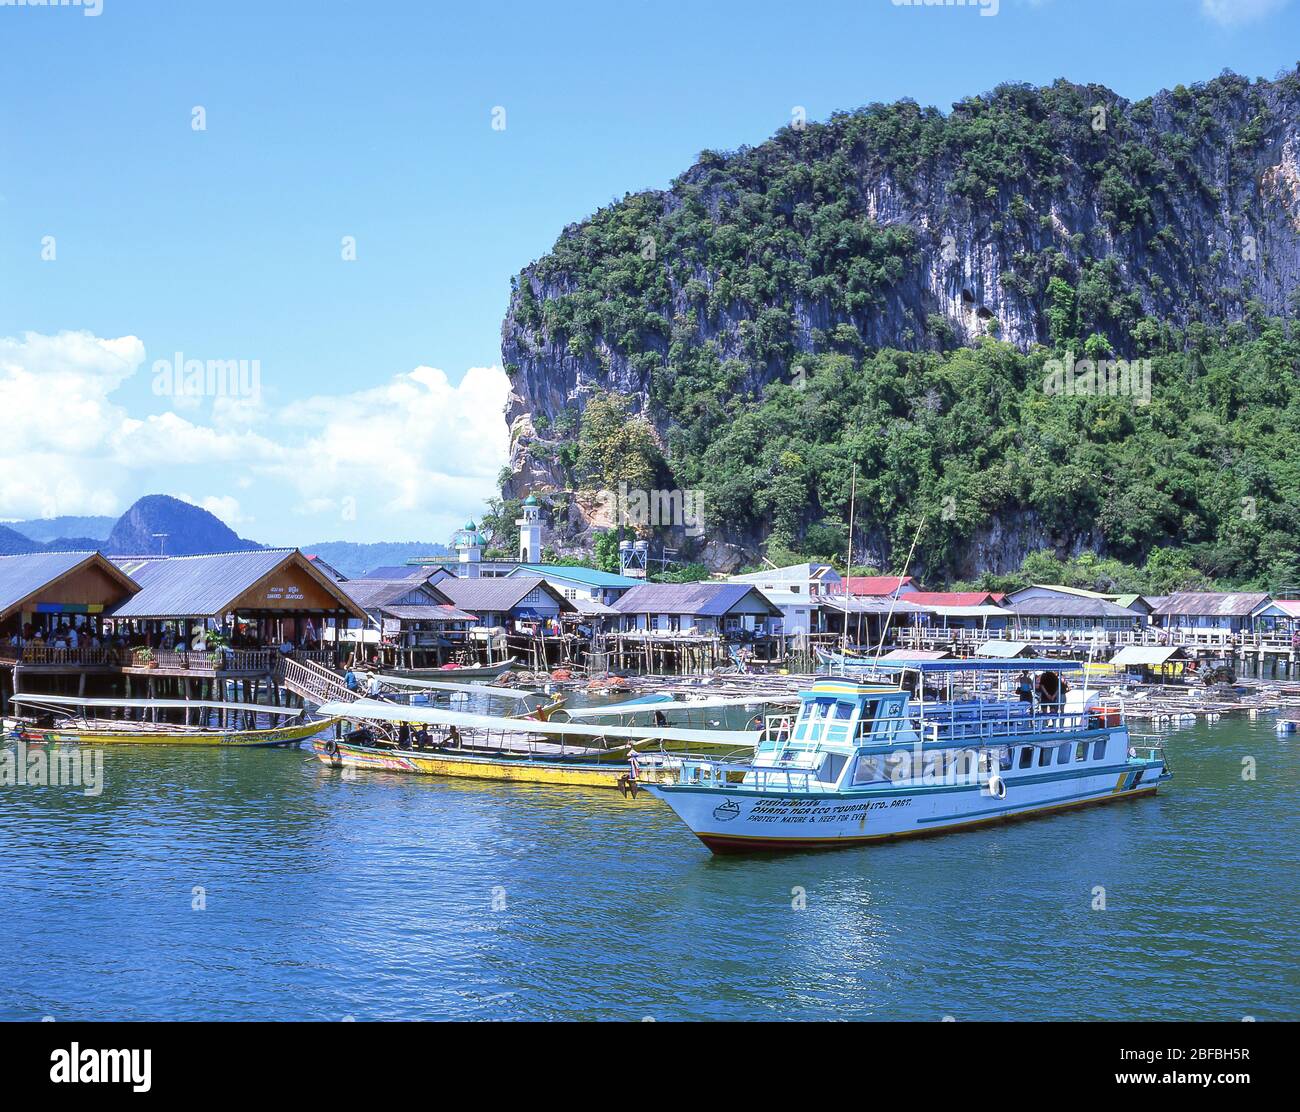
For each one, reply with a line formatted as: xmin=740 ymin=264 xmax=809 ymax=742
xmin=388 ymin=658 xmax=519 ymax=682
xmin=369 ymin=672 xmax=567 ymax=719
xmin=647 ymin=661 xmax=1171 ymax=853
xmin=9 ymin=693 xmax=334 ymax=748
xmin=311 ymin=697 xmax=761 ymax=793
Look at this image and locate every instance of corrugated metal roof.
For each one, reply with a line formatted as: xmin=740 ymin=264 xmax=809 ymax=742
xmin=341 ymin=579 xmax=451 ymax=610
xmin=377 ymin=604 xmax=478 ymax=622
xmin=613 ymin=583 xmax=782 ymax=617
xmin=110 ymin=549 xmax=361 ymax=619
xmin=821 ymin=596 xmax=925 ymax=614
xmin=0 ymin=551 xmax=129 ymax=617
xmin=514 ymin=563 xmax=641 ymax=588
xmin=1007 ymin=596 xmax=1138 ymax=618
xmin=438 ymin=576 xmax=575 ymax=613
xmin=901 ymin=591 xmax=997 ymax=607
xmin=730 ymin=562 xmax=839 ymax=585
xmin=1153 ymin=591 xmax=1270 ymax=617
xmin=840 ymin=576 xmax=914 ymax=596
xmin=976 ymin=641 xmax=1034 ymax=658
xmin=362 ymin=565 xmax=436 ymax=581
xmin=1110 ymin=646 xmax=1190 ymax=666
xmin=566 ymin=596 xmax=620 ymax=616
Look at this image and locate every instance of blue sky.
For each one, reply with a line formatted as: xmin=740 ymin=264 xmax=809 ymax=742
xmin=1 ymin=0 xmax=1297 ymax=545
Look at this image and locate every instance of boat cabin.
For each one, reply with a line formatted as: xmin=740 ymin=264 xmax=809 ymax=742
xmin=725 ymin=663 xmax=1122 ymax=794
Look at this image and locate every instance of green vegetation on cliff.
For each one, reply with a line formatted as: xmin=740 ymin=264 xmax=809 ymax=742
xmin=503 ymin=69 xmax=1300 ymax=586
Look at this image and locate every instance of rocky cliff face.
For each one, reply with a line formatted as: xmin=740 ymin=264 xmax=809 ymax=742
xmin=500 ymin=70 xmax=1300 ymax=572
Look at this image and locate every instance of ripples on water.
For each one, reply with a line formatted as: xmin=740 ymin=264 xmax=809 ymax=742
xmin=0 ymin=717 xmax=1295 ymax=1020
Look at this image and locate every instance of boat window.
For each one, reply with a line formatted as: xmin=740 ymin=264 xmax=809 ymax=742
xmin=1056 ymin=743 xmax=1071 ymax=765
xmin=835 ymin=700 xmax=855 ymax=721
xmin=1092 ymin=739 xmax=1106 ymax=760
xmin=999 ymin=747 xmax=1013 ymax=771
xmin=953 ymin=750 xmax=977 ymax=778
xmin=853 ymin=756 xmax=884 ymax=784
xmin=822 ymin=753 xmax=848 ymax=783
xmin=885 ymin=752 xmax=911 ymax=782
xmin=1018 ymin=747 xmax=1033 ymax=769
xmin=1038 ymin=747 xmax=1052 ymax=767
xmin=1075 ymin=742 xmax=1089 ymax=762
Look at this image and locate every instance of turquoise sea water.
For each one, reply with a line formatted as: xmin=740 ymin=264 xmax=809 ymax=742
xmin=0 ymin=714 xmax=1295 ymax=1021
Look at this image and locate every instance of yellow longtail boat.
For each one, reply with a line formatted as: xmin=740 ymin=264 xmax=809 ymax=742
xmin=311 ymin=696 xmax=764 ymax=794
xmin=9 ymin=693 xmax=334 ymax=748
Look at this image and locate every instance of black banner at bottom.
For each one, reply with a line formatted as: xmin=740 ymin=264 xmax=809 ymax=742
xmin=1 ymin=1019 xmax=1289 ymax=1099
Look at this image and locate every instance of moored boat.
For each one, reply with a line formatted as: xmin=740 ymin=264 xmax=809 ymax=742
xmin=311 ymin=697 xmax=760 ymax=793
xmin=388 ymin=658 xmax=519 ymax=682
xmin=9 ymin=693 xmax=333 ymax=748
xmin=646 ymin=662 xmax=1171 ymax=852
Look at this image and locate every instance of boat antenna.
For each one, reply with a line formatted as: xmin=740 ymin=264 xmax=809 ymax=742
xmin=871 ymin=512 xmax=925 ymax=670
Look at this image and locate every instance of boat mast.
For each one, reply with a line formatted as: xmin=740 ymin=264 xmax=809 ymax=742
xmin=840 ymin=462 xmax=857 ymax=673
xmin=872 ymin=514 xmax=925 ymax=668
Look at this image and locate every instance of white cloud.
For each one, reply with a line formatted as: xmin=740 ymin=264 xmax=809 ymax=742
xmin=0 ymin=330 xmax=512 ymax=541
xmin=1201 ymin=0 xmax=1288 ymax=25
xmin=177 ymin=493 xmax=248 ymax=528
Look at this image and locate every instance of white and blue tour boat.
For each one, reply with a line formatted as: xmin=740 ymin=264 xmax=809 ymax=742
xmin=647 ymin=660 xmax=1170 ymax=853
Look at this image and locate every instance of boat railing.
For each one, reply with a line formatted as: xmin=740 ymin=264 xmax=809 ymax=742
xmin=678 ymin=757 xmax=829 ymax=794
xmin=1126 ymin=738 xmax=1167 ymax=762
xmin=908 ymin=705 xmax=1121 ymax=743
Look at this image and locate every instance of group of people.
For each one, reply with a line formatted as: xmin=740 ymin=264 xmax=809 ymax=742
xmin=1015 ymin=669 xmax=1070 ymax=713
xmin=8 ymin=622 xmax=104 ymax=651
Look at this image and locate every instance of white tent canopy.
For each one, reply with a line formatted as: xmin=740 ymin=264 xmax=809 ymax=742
xmin=319 ymin=698 xmax=758 ymax=748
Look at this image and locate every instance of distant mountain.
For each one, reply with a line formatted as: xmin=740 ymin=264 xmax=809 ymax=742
xmin=0 ymin=524 xmax=46 ymax=556
xmin=302 ymin=541 xmax=450 ymax=579
xmin=5 ymin=515 xmax=116 ymax=544
xmin=3 ymin=495 xmax=452 ymax=567
xmin=46 ymin=536 xmax=107 ymax=552
xmin=103 ymin=495 xmax=263 ymax=557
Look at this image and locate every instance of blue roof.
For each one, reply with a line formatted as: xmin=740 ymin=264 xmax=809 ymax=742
xmin=515 ymin=564 xmax=642 ymax=588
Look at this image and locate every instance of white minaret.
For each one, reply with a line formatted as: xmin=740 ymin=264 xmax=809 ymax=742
xmin=516 ymin=494 xmax=542 ymax=564
xmin=455 ymin=520 xmax=483 ymax=578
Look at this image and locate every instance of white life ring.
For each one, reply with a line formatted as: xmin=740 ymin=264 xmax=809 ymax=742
xmin=988 ymin=774 xmax=1007 ymax=800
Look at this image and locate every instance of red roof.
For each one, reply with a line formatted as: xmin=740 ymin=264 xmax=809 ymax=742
xmin=1271 ymin=599 xmax=1300 ymax=617
xmin=903 ymin=591 xmax=998 ymax=607
xmin=841 ymin=576 xmax=914 ymax=596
